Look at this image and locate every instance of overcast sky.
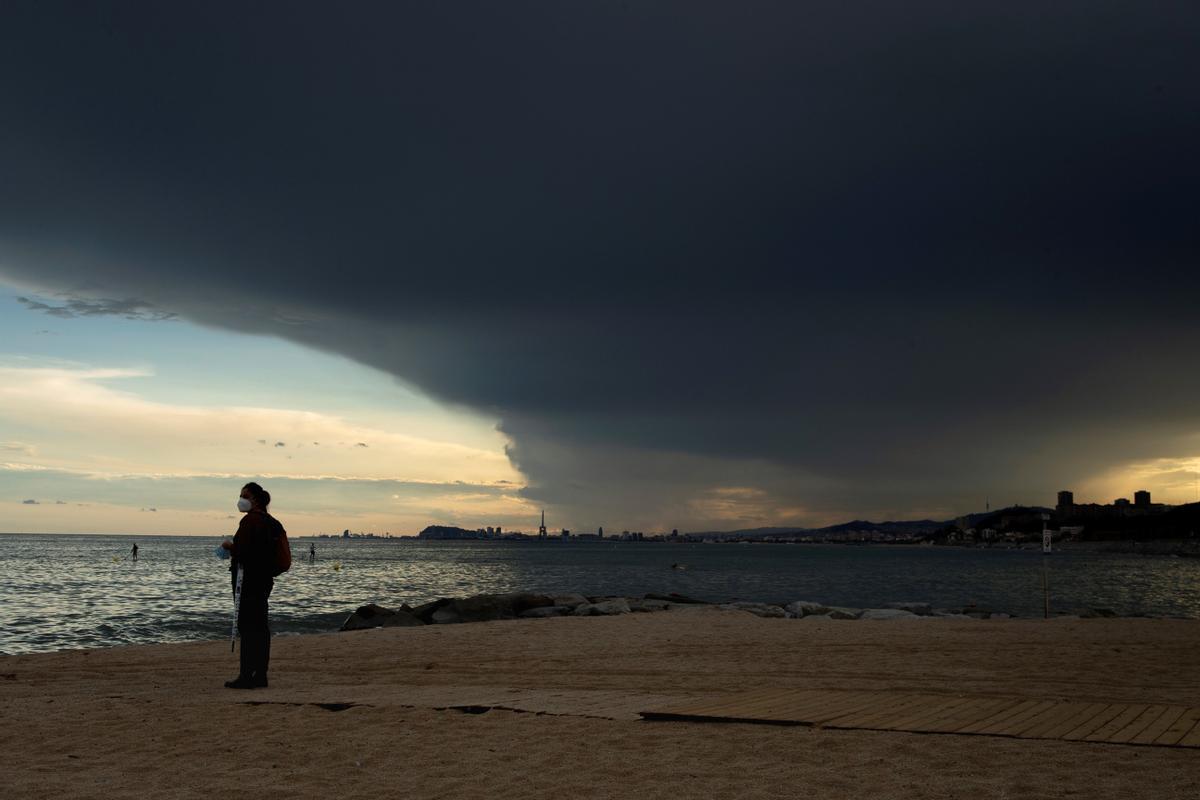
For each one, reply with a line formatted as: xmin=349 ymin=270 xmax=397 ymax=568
xmin=2 ymin=2 xmax=1199 ymax=534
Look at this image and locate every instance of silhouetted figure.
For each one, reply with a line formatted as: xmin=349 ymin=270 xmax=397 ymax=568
xmin=131 ymin=543 xmax=138 ymax=562
xmin=220 ymin=481 xmax=285 ymax=690
xmin=309 ymin=543 xmax=316 ymax=563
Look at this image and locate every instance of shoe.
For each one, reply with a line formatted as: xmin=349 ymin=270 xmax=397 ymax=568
xmin=251 ymin=674 xmax=268 ymax=688
xmin=224 ymin=676 xmax=256 ymax=689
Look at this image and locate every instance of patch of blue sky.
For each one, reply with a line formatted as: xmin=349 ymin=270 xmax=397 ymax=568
xmin=0 ymin=283 xmax=430 ymax=413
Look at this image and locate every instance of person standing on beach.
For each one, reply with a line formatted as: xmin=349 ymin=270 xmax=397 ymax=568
xmin=220 ymin=482 xmax=284 ymax=689
xmin=130 ymin=543 xmax=138 ymax=562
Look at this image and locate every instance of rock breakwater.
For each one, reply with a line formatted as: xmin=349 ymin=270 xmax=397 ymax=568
xmin=338 ymin=592 xmax=1165 ymax=631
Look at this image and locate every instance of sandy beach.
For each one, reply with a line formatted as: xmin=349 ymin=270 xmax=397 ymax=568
xmin=3 ymin=608 xmax=1199 ymax=799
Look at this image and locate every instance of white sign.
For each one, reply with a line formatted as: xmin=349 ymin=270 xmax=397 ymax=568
xmin=1042 ymin=529 xmax=1052 ymax=554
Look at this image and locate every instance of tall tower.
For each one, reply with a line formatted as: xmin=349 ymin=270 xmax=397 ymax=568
xmin=538 ymin=510 xmax=547 ymax=539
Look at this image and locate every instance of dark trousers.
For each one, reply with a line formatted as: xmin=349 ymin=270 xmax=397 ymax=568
xmin=237 ymin=580 xmax=273 ymax=678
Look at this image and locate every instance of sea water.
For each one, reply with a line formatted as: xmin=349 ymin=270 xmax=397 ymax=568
xmin=1 ymin=533 xmax=1198 ymax=654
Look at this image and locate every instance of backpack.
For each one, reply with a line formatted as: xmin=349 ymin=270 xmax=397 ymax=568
xmin=271 ymin=518 xmax=292 ymax=576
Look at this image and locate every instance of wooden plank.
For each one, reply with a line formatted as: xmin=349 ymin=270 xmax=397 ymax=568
xmin=639 ymin=689 xmax=1200 ymax=750
xmin=653 ymin=688 xmax=793 ymax=717
xmin=767 ymin=691 xmax=875 ymax=721
xmin=985 ymin=701 xmax=1076 ymax=737
xmin=827 ymin=694 xmax=932 ymax=729
xmin=763 ymin=690 xmax=841 ymax=715
xmin=642 ymin=696 xmax=728 ymax=716
xmin=1153 ymin=707 xmax=1200 ymax=746
xmin=726 ymin=688 xmax=821 ymax=719
xmin=1177 ymin=718 xmax=1200 ymax=748
xmin=817 ymin=693 xmax=927 ymax=727
xmin=1010 ymin=702 xmax=1087 ymax=738
xmin=691 ymin=688 xmax=836 ymax=720
xmin=888 ymin=695 xmax=978 ymax=731
xmin=805 ymin=693 xmax=902 ymax=724
xmin=957 ymin=699 xmax=1048 ymax=734
xmin=972 ymin=699 xmax=1061 ymax=735
xmin=862 ymin=695 xmax=957 ymax=730
xmin=1131 ymin=706 xmax=1187 ymax=745
xmin=951 ymin=698 xmax=1040 ymax=734
xmin=1022 ymin=702 xmax=1110 ymax=740
xmin=1084 ymin=704 xmax=1151 ymax=741
xmin=916 ymin=698 xmax=1023 ymax=734
xmin=643 ymin=689 xmax=866 ymax=721
xmin=1108 ymin=705 xmax=1170 ymax=744
xmin=1062 ymin=704 xmax=1131 ymax=741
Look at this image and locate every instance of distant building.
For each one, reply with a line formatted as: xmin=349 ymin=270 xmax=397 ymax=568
xmin=538 ymin=510 xmax=547 ymax=540
xmin=1115 ymin=497 xmax=1130 ymax=507
xmin=1056 ymin=491 xmax=1074 ymax=514
xmin=598 ymin=526 xmax=604 ymax=539
xmin=1135 ymin=490 xmax=1151 ymax=507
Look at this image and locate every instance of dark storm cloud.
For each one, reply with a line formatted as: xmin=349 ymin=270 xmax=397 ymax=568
xmin=1 ymin=2 xmax=1198 ymax=526
xmin=16 ymin=296 xmax=176 ymax=321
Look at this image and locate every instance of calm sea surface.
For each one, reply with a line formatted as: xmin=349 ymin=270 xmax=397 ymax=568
xmin=2 ymin=533 xmax=1199 ymax=654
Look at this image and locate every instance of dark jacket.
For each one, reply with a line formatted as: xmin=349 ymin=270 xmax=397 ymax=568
xmin=230 ymin=510 xmax=285 ymax=588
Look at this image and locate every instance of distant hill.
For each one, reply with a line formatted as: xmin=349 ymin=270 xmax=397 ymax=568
xmin=962 ymin=506 xmax=1054 ymax=533
xmin=688 ymin=519 xmax=947 ymax=538
xmin=686 ymin=526 xmax=811 ymax=538
xmin=819 ymin=519 xmax=946 ymax=535
xmin=418 ymin=525 xmax=481 ymax=540
xmin=687 ymin=509 xmax=1052 ymax=539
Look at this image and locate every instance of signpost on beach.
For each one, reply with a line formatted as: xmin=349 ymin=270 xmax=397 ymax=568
xmin=1041 ymin=514 xmax=1051 ymax=618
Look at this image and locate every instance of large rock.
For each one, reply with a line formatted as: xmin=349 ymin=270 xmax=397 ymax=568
xmin=431 ymin=592 xmax=555 ymax=624
xmin=409 ymin=598 xmax=452 ymax=623
xmin=627 ymin=598 xmax=672 ymax=613
xmin=826 ymin=607 xmax=863 ymax=620
xmin=931 ymin=610 xmax=973 ymax=619
xmin=644 ymin=592 xmax=709 ymax=605
xmin=719 ymin=602 xmax=787 ymax=618
xmin=519 ymin=605 xmax=573 ymax=619
xmin=860 ymin=608 xmax=919 ymax=620
xmin=885 ymin=602 xmax=932 ymax=616
xmin=573 ymin=599 xmax=631 ymax=616
xmin=785 ymin=600 xmax=831 ymax=618
xmin=552 ymin=593 xmax=590 ymax=608
xmin=340 ymin=603 xmax=426 ymax=631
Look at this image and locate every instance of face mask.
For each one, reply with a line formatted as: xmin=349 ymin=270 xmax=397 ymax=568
xmin=237 ymin=497 xmax=253 ymax=512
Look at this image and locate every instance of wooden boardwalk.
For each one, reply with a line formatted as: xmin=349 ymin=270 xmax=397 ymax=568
xmin=639 ymin=689 xmax=1200 ymax=749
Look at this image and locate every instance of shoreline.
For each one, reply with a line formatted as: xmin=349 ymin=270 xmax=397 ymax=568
xmin=5 ymin=585 xmax=1199 ymax=659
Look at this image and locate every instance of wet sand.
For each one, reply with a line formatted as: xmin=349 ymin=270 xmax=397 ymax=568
xmin=2 ymin=608 xmax=1199 ymax=799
